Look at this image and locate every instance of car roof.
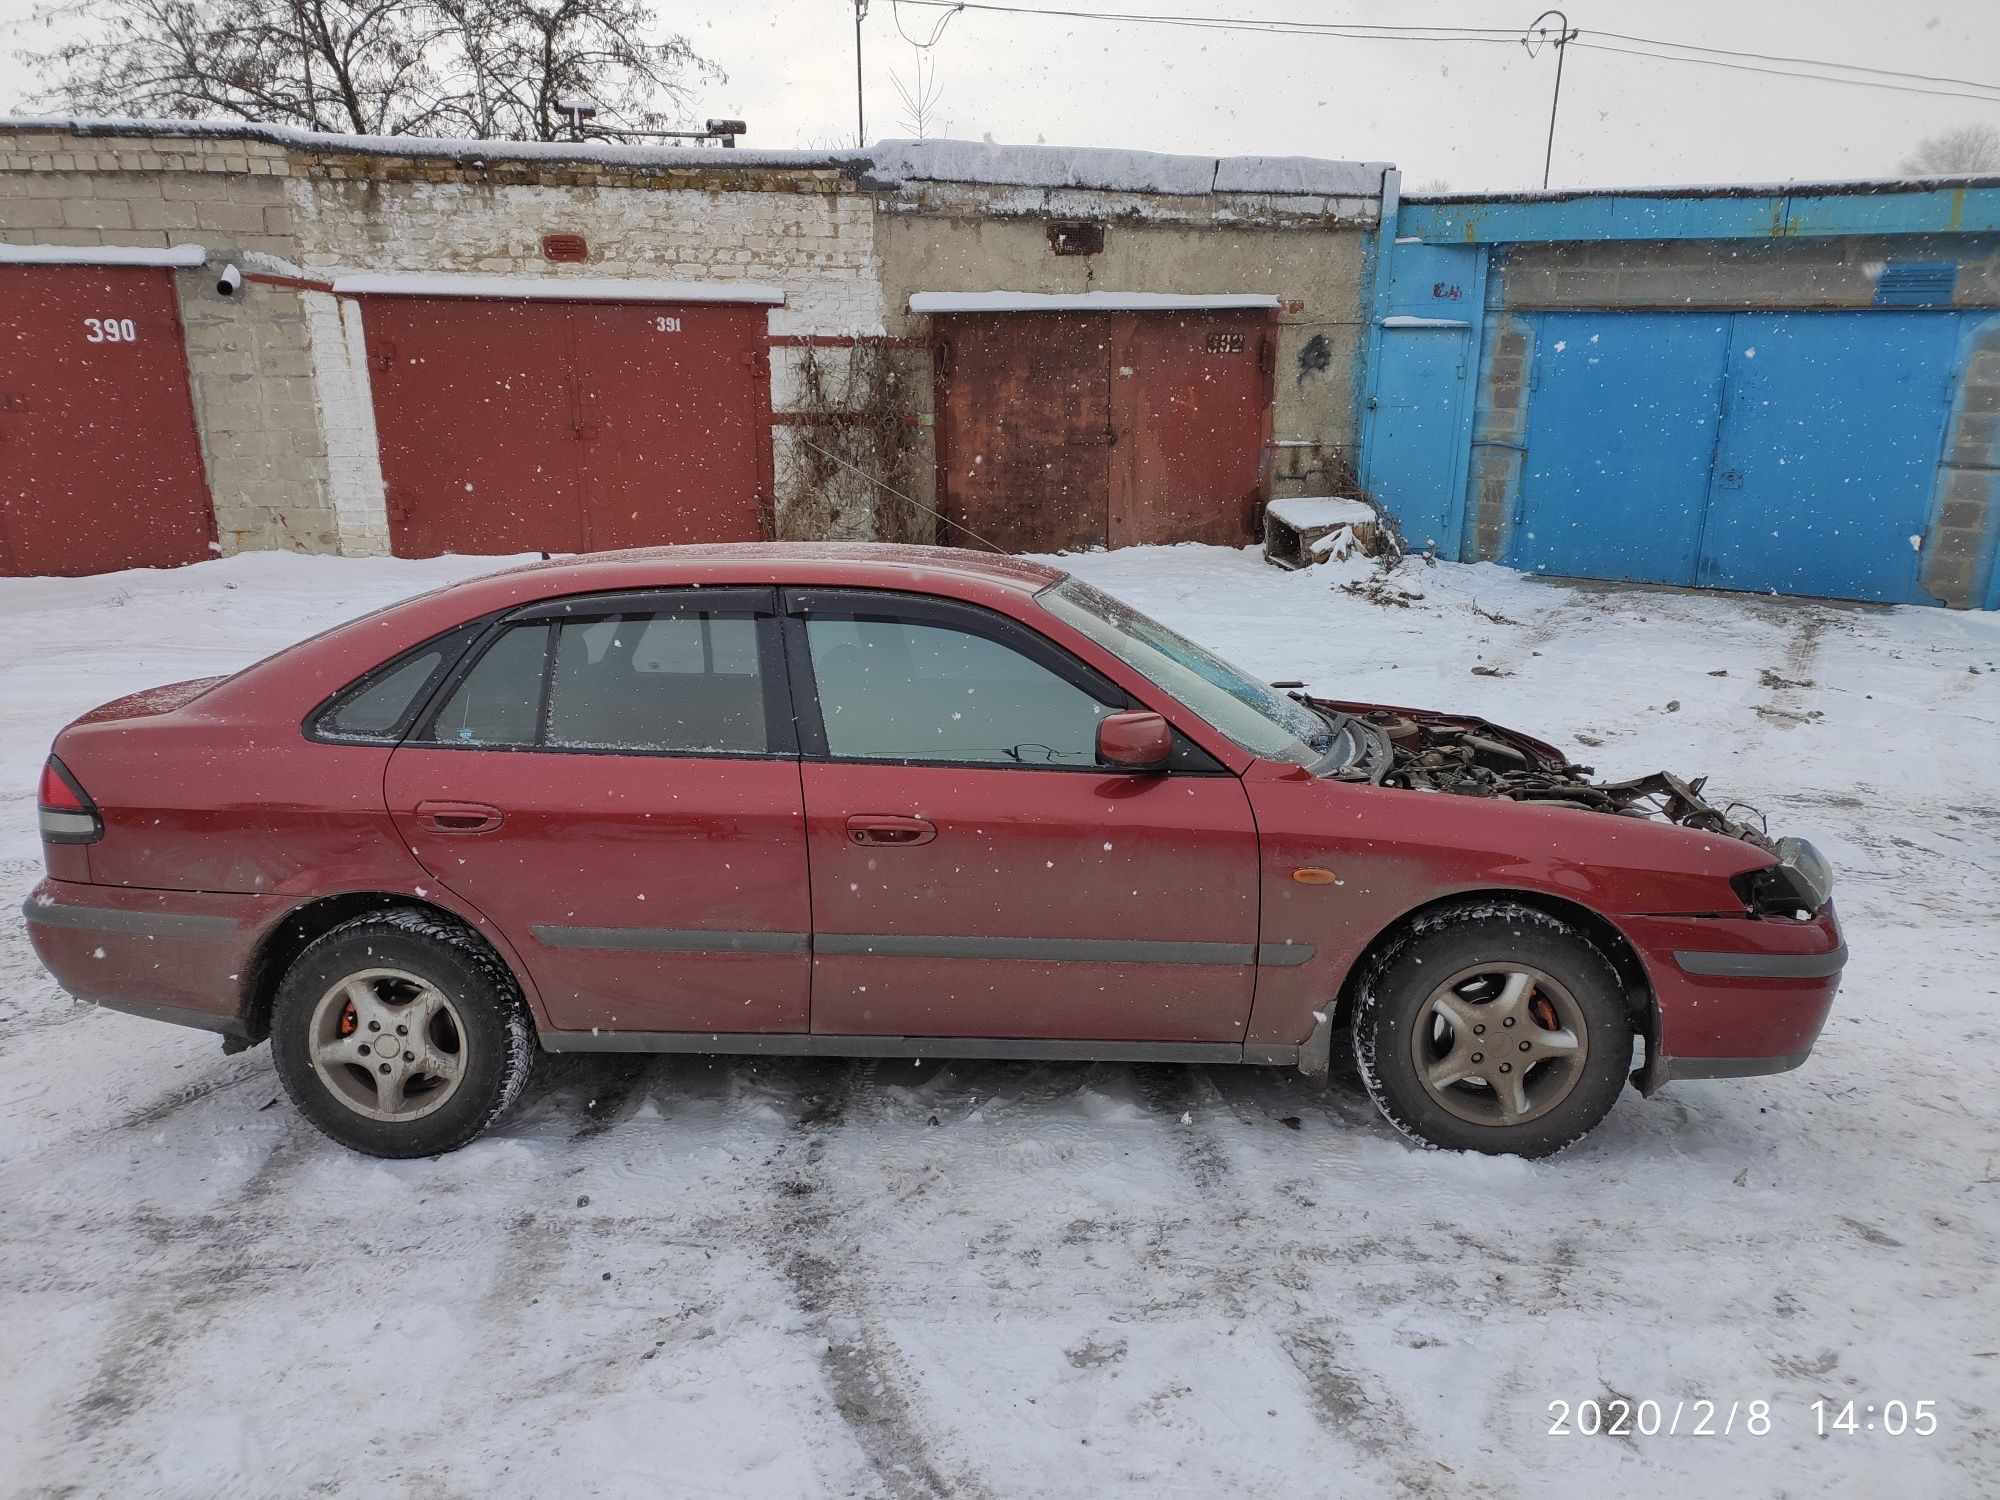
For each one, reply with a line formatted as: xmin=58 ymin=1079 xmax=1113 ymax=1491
xmin=479 ymin=542 xmax=1065 ymax=596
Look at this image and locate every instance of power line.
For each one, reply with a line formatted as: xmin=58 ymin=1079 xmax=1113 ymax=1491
xmin=1575 ymin=39 xmax=2000 ymax=107
xmin=1592 ymin=28 xmax=2000 ymax=98
xmin=892 ymin=1 xmax=1523 ymax=44
xmin=893 ymin=0 xmax=2000 ymax=101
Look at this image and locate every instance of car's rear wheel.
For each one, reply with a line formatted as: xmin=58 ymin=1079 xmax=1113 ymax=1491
xmin=270 ymin=909 xmax=534 ymax=1158
xmin=1350 ymin=901 xmax=1633 ymax=1158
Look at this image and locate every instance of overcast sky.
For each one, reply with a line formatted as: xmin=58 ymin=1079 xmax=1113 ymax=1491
xmin=3 ymin=0 xmax=1997 ymax=190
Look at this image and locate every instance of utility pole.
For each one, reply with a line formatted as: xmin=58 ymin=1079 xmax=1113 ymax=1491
xmin=854 ymin=0 xmax=870 ymax=148
xmin=1524 ymin=9 xmax=1577 ymax=190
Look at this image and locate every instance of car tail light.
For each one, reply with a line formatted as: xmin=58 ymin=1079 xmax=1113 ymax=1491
xmin=38 ymin=756 xmax=102 ymax=844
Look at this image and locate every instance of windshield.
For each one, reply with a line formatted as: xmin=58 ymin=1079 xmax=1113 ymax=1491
xmin=1040 ymin=577 xmax=1338 ymax=769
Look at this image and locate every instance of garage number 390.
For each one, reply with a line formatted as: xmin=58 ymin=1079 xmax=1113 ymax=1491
xmin=84 ymin=317 xmax=139 ymax=343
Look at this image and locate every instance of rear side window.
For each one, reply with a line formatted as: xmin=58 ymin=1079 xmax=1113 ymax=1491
xmin=546 ymin=613 xmax=767 ymax=753
xmin=424 ymin=624 xmax=551 ymax=746
xmin=311 ymin=622 xmax=483 ymax=743
xmin=415 ymin=603 xmax=777 ymax=755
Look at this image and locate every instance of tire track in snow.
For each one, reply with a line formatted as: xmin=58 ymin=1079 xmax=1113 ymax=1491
xmin=62 ymin=1118 xmax=317 ymax=1463
xmin=764 ymin=1059 xmax=995 ymax=1500
xmin=1135 ymin=1063 xmax=1454 ymax=1496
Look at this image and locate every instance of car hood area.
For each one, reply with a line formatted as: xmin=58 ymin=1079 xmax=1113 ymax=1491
xmin=1320 ymin=698 xmax=1777 ymax=852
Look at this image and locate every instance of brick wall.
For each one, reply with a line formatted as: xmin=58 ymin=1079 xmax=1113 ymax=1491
xmin=1923 ymin=318 xmax=2000 ymax=607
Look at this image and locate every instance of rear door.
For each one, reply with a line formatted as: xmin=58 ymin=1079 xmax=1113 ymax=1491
xmin=787 ymin=587 xmax=1261 ymax=1043
xmin=384 ymin=587 xmax=810 ymax=1036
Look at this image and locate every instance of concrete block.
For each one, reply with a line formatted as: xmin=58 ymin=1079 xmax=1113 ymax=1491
xmin=61 ymin=197 xmax=134 ymax=230
xmin=0 ymin=198 xmax=65 ymax=230
xmin=190 ymin=202 xmax=275 ymax=237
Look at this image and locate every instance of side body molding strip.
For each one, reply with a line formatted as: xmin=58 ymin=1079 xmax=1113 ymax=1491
xmin=531 ymin=925 xmax=1316 ymax=968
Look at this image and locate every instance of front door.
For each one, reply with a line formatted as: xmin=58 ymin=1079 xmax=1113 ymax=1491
xmin=384 ymin=587 xmax=810 ymax=1036
xmin=787 ymin=587 xmax=1261 ymax=1043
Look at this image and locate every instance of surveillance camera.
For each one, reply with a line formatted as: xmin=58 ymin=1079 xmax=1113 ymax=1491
xmin=216 ymin=263 xmax=243 ymax=297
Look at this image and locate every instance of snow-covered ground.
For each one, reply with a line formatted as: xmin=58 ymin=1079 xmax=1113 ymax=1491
xmin=1 ymin=544 xmax=1996 ymax=1498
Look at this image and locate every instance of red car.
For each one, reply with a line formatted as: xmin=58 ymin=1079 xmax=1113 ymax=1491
xmin=25 ymin=545 xmax=1843 ymax=1158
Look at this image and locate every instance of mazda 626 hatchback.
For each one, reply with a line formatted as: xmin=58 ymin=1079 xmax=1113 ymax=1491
xmin=26 ymin=544 xmax=1844 ymax=1158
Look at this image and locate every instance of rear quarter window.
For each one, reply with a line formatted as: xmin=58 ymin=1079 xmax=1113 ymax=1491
xmin=309 ymin=622 xmax=485 ymax=743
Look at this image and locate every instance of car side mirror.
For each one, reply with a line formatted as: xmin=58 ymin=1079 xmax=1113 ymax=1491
xmin=1097 ymin=710 xmax=1172 ymax=772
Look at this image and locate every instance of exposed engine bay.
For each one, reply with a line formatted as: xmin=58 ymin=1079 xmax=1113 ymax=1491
xmin=1324 ymin=701 xmax=1775 ymax=851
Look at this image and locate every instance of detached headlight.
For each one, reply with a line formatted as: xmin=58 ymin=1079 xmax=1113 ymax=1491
xmin=1735 ymin=836 xmax=1834 ymax=917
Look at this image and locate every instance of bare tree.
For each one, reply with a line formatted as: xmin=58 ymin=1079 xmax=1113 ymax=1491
xmin=19 ymin=0 xmax=721 ymax=140
xmin=890 ymin=44 xmax=945 ymax=140
xmin=1898 ymin=123 xmax=2000 ymax=176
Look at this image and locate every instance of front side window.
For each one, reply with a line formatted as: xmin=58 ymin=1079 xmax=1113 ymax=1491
xmin=806 ymin=612 xmax=1115 ymax=766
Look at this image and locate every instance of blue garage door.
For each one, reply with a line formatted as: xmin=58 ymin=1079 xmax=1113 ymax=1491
xmin=1700 ymin=313 xmax=1959 ymax=601
xmin=1510 ymin=310 xmax=1959 ymax=603
xmin=1509 ymin=314 xmax=1731 ymax=587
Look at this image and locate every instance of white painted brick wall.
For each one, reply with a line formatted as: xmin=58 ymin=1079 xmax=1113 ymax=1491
xmin=302 ymin=290 xmax=392 ymax=556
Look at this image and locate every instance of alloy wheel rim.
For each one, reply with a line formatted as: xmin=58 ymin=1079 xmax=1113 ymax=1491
xmin=308 ymin=968 xmax=467 ymax=1123
xmin=1409 ymin=963 xmax=1587 ymax=1128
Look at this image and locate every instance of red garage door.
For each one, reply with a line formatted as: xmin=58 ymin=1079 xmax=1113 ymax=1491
xmin=0 ymin=265 xmax=215 ymax=576
xmin=360 ymin=295 xmax=775 ymax=557
xmin=932 ymin=306 xmax=1274 ymax=553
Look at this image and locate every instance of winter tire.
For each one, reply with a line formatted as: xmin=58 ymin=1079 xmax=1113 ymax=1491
xmin=270 ymin=908 xmax=535 ymax=1158
xmin=1351 ymin=901 xmax=1633 ymax=1158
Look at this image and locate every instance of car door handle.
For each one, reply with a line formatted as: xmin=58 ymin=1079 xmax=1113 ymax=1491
xmin=845 ymin=814 xmax=936 ymax=847
xmin=415 ymin=799 xmax=505 ymax=835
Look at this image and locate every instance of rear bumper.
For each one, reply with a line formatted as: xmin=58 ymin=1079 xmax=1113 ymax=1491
xmin=22 ymin=879 xmax=262 ymax=1036
xmin=1620 ymin=906 xmax=1846 ymax=1094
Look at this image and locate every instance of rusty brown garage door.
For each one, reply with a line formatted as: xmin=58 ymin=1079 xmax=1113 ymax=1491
xmin=923 ymin=295 xmax=1277 ymax=553
xmin=0 ymin=263 xmax=215 ymax=576
xmin=351 ymin=280 xmax=779 ymax=557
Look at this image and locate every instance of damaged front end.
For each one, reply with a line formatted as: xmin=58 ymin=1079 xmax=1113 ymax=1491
xmin=1326 ymin=702 xmax=1775 ymax=852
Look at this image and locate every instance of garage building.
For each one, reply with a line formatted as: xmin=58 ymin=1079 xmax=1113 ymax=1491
xmin=0 ymin=122 xmax=1384 ymax=576
xmin=1360 ymin=176 xmax=2000 ymax=609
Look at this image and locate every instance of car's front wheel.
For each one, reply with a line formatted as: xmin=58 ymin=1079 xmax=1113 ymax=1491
xmin=270 ymin=909 xmax=535 ymax=1158
xmin=1351 ymin=901 xmax=1634 ymax=1158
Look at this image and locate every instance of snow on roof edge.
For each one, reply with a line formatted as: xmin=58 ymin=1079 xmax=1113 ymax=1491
xmin=1 ymin=115 xmax=855 ymax=173
xmin=868 ymin=138 xmax=1388 ymax=199
xmin=333 ymin=273 xmax=784 ymax=304
xmin=0 ymin=242 xmax=206 ymax=268
xmin=911 ymin=291 xmax=1282 ymax=315
xmin=1403 ymin=172 xmax=2000 ymax=206
xmin=2 ymin=117 xmax=1390 ymax=199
